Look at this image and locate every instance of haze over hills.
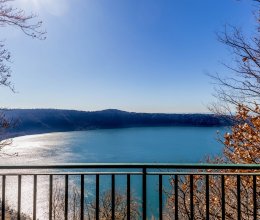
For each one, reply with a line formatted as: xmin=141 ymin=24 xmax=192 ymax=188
xmin=2 ymin=109 xmax=231 ymax=138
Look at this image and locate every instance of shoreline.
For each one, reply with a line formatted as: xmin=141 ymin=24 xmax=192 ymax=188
xmin=3 ymin=124 xmax=228 ymax=140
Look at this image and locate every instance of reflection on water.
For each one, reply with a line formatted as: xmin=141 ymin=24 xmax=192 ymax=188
xmin=0 ymin=127 xmax=226 ymax=219
xmin=1 ymin=133 xmax=77 ymax=164
xmin=4 ymin=175 xmax=49 ymax=219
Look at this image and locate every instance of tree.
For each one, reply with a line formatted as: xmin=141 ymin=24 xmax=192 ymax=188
xmin=0 ymin=0 xmax=46 ymax=89
xmin=166 ymin=104 xmax=260 ymax=219
xmin=89 ymin=190 xmax=140 ymax=220
xmin=209 ymin=1 xmax=260 ymax=115
xmin=166 ymin=1 xmax=260 ymax=219
xmin=50 ymin=180 xmax=140 ymax=220
xmin=0 ymin=0 xmax=45 ymax=148
xmin=223 ymin=104 xmax=260 ymax=164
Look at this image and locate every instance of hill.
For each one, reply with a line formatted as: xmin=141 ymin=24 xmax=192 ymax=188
xmin=1 ymin=109 xmax=231 ymax=138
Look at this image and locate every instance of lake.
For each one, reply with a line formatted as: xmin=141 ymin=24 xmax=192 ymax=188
xmin=0 ymin=126 xmax=227 ymax=219
xmin=2 ymin=126 xmax=226 ymax=164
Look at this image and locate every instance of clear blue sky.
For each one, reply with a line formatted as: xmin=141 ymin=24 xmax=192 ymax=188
xmin=0 ymin=0 xmax=256 ymax=113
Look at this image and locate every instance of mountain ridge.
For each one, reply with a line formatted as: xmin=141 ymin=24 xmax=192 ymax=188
xmin=1 ymin=108 xmax=232 ymax=139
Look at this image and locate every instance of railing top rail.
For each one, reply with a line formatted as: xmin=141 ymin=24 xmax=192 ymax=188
xmin=0 ymin=163 xmax=259 ymax=169
xmin=0 ymin=172 xmax=259 ymax=176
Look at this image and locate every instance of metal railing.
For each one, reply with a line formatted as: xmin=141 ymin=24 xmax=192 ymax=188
xmin=0 ymin=163 xmax=259 ymax=220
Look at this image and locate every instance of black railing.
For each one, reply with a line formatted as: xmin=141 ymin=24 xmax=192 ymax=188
xmin=0 ymin=163 xmax=259 ymax=220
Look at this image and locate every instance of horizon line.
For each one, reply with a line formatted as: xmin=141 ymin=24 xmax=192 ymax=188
xmin=3 ymin=107 xmax=215 ymax=115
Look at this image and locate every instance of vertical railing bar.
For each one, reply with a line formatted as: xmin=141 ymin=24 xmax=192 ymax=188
xmin=206 ymin=175 xmax=209 ymax=220
xmin=65 ymin=175 xmax=68 ymax=220
xmin=127 ymin=174 xmax=131 ymax=220
xmin=159 ymin=174 xmax=163 ymax=220
xmin=33 ymin=175 xmax=37 ymax=220
xmin=237 ymin=175 xmax=241 ymax=220
xmin=190 ymin=174 xmax=194 ymax=220
xmin=221 ymin=175 xmax=225 ymax=220
xmin=175 ymin=174 xmax=178 ymax=220
xmin=96 ymin=174 xmax=99 ymax=220
xmin=81 ymin=174 xmax=84 ymax=220
xmin=253 ymin=175 xmax=256 ymax=220
xmin=142 ymin=168 xmax=147 ymax=220
xmin=2 ymin=175 xmax=5 ymax=220
xmin=49 ymin=175 xmax=53 ymax=220
xmin=18 ymin=175 xmax=21 ymax=220
xmin=112 ymin=174 xmax=115 ymax=220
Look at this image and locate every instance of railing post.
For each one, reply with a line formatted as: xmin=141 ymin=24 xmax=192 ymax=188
xmin=33 ymin=175 xmax=37 ymax=220
xmin=96 ymin=174 xmax=100 ymax=220
xmin=18 ymin=175 xmax=21 ymax=220
xmin=65 ymin=175 xmax=68 ymax=220
xmin=159 ymin=174 xmax=163 ymax=220
xmin=206 ymin=175 xmax=209 ymax=220
xmin=111 ymin=174 xmax=115 ymax=220
xmin=175 ymin=174 xmax=178 ymax=220
xmin=237 ymin=175 xmax=241 ymax=220
xmin=221 ymin=175 xmax=225 ymax=220
xmin=2 ymin=175 xmax=5 ymax=220
xmin=253 ymin=175 xmax=257 ymax=220
xmin=142 ymin=167 xmax=147 ymax=220
xmin=190 ymin=175 xmax=194 ymax=220
xmin=127 ymin=174 xmax=131 ymax=220
xmin=81 ymin=174 xmax=84 ymax=220
xmin=49 ymin=175 xmax=53 ymax=220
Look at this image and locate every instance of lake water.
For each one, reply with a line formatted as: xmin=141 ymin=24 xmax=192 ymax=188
xmin=2 ymin=126 xmax=226 ymax=164
xmin=0 ymin=126 xmax=227 ymax=219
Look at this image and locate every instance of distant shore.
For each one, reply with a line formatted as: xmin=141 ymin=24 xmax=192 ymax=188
xmin=1 ymin=108 xmax=232 ymax=140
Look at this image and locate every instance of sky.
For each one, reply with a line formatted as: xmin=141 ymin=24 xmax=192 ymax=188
xmin=0 ymin=0 xmax=256 ymax=113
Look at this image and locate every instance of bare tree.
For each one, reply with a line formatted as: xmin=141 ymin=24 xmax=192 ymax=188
xmin=89 ymin=190 xmax=141 ymax=220
xmin=209 ymin=1 xmax=260 ymax=115
xmin=165 ymin=2 xmax=260 ymax=219
xmin=0 ymin=0 xmax=46 ymax=89
xmin=0 ymin=0 xmax=45 ymax=149
xmin=50 ymin=180 xmax=140 ymax=220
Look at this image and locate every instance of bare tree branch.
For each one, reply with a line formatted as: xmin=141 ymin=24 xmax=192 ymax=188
xmin=209 ymin=6 xmax=260 ymax=113
xmin=0 ymin=0 xmax=46 ymax=151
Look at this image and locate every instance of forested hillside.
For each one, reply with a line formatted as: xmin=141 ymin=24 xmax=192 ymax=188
xmin=2 ymin=109 xmax=231 ymax=138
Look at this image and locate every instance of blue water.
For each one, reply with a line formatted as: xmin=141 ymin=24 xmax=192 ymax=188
xmin=4 ymin=126 xmax=226 ymax=164
xmin=2 ymin=126 xmax=227 ymax=219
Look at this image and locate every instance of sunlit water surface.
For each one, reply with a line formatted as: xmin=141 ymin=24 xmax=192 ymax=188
xmin=0 ymin=127 xmax=226 ymax=219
